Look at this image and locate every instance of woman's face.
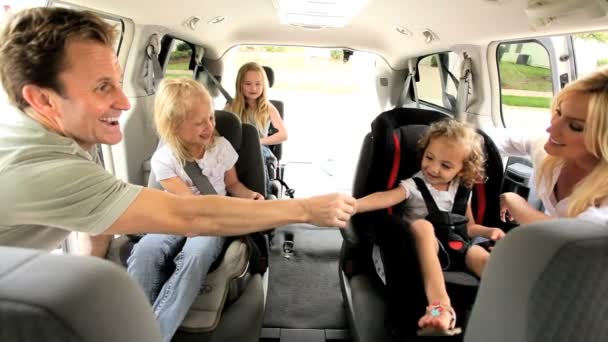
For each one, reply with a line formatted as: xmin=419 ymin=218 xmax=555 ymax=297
xmin=178 ymin=97 xmax=215 ymax=148
xmin=240 ymin=70 xmax=264 ymax=102
xmin=544 ymin=91 xmax=597 ymax=165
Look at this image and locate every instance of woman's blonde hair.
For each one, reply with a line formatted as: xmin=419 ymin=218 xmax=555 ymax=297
xmin=537 ymin=68 xmax=608 ymax=216
xmin=154 ymin=78 xmax=215 ymax=165
xmin=417 ymin=119 xmax=486 ymax=188
xmin=229 ymin=62 xmax=270 ymax=133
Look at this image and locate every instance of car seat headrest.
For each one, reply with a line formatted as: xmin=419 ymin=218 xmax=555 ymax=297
xmin=263 ymin=66 xmax=274 ymax=88
xmin=215 ymin=110 xmax=243 ymax=149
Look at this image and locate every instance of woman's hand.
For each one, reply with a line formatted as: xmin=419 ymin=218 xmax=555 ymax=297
xmin=500 ymin=192 xmax=518 ymax=222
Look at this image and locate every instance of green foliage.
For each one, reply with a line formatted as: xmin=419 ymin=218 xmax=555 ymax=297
xmin=575 ymin=32 xmax=608 ymax=43
xmin=502 ymin=95 xmax=551 ymax=108
xmin=499 ymin=61 xmax=552 ymax=92
xmin=330 ymin=49 xmax=343 ymax=60
xmin=169 ymin=50 xmax=191 ymax=61
xmin=166 ymin=62 xmax=190 ymax=70
xmin=597 ymin=58 xmax=608 ymax=67
xmin=429 ymin=55 xmax=438 ymax=67
xmin=176 ymin=42 xmax=191 ymax=51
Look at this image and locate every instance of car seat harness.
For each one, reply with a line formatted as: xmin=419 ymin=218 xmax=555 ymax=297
xmin=412 ymin=177 xmax=471 ymax=271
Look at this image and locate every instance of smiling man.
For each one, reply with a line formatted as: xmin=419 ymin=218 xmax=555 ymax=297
xmin=0 ymin=7 xmax=355 ymax=253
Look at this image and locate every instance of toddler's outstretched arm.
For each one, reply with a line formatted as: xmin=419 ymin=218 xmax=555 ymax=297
xmin=355 ymin=186 xmax=408 ymax=215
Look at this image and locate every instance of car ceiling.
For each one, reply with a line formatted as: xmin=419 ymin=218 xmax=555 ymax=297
xmin=59 ymin=0 xmax=608 ymax=69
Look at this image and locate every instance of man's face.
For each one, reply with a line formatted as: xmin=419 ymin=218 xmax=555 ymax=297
xmin=51 ymin=39 xmax=130 ymax=150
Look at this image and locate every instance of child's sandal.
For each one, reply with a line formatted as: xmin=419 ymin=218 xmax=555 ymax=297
xmin=416 ymin=302 xmax=462 ymax=336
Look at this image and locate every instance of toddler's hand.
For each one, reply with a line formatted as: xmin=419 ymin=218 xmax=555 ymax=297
xmin=487 ymin=227 xmax=505 ymax=241
xmin=252 ymin=192 xmax=264 ymax=200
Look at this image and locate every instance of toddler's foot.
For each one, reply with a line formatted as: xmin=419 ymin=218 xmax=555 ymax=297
xmin=417 ymin=302 xmax=462 ymax=336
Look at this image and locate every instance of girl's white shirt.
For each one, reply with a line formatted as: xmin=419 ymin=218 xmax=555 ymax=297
xmin=151 ymin=137 xmax=238 ymax=196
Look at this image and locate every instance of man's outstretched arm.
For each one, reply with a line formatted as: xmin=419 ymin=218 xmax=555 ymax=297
xmin=104 ymin=188 xmax=355 ymax=236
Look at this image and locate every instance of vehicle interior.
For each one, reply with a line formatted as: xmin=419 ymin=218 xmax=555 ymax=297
xmin=1 ymin=0 xmax=608 ymax=341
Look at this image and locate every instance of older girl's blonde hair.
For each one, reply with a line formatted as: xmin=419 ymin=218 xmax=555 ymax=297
xmin=417 ymin=119 xmax=486 ymax=188
xmin=154 ymin=78 xmax=215 ymax=165
xmin=228 ymin=62 xmax=271 ymax=133
xmin=537 ymin=68 xmax=608 ymax=216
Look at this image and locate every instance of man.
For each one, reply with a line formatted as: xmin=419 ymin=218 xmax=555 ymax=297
xmin=0 ymin=7 xmax=355 ymax=253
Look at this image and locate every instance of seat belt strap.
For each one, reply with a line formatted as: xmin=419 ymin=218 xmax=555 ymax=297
xmin=193 ymin=46 xmax=233 ymax=104
xmin=397 ymin=71 xmax=414 ymax=108
xmin=413 ymin=177 xmax=440 ymax=214
xmin=142 ymin=33 xmax=163 ymax=95
xmin=452 ymin=185 xmax=471 ymax=215
xmin=184 ymin=161 xmax=218 ymax=195
xmin=408 ymin=59 xmax=419 ymax=108
xmin=200 ymin=63 xmax=233 ymax=104
xmin=455 ymin=52 xmax=473 ymax=121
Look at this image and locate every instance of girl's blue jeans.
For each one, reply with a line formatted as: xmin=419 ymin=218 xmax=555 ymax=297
xmin=127 ymin=234 xmax=225 ymax=342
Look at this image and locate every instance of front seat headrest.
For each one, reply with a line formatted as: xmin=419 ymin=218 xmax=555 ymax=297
xmin=0 ymin=246 xmax=162 ymax=342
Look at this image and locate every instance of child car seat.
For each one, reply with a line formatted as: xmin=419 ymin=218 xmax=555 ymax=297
xmin=107 ymin=110 xmax=268 ymax=342
xmin=340 ymin=107 xmax=505 ymax=340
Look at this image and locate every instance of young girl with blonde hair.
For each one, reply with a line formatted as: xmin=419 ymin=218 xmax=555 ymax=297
xmin=128 ymin=78 xmax=263 ymax=342
xmin=225 ymin=62 xmax=287 ymax=190
xmin=355 ymin=119 xmax=504 ymax=336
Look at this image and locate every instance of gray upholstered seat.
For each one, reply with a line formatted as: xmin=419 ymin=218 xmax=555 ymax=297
xmin=0 ymin=246 xmax=162 ymax=342
xmin=466 ymin=218 xmax=608 ymax=342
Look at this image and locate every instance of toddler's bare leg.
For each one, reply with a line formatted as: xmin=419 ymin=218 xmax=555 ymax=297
xmin=410 ymin=219 xmax=453 ymax=332
xmin=465 ymin=245 xmax=490 ymax=278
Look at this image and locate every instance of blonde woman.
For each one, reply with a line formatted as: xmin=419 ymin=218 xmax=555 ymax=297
xmin=496 ymin=68 xmax=608 ymax=226
xmin=127 ymin=78 xmax=263 ymax=342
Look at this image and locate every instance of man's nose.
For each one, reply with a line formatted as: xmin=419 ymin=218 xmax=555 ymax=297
xmin=115 ymin=88 xmax=131 ymax=111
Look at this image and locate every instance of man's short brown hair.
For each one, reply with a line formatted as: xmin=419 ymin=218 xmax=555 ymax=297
xmin=0 ymin=7 xmax=116 ymax=110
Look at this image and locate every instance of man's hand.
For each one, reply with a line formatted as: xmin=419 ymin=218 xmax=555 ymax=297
xmin=304 ymin=193 xmax=356 ymax=228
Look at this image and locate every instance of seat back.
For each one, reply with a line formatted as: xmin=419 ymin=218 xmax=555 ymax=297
xmin=466 ymin=219 xmax=608 ymax=342
xmin=263 ymin=65 xmax=284 ymax=161
xmin=215 ymin=110 xmax=267 ymax=196
xmin=0 ymin=246 xmax=162 ymax=342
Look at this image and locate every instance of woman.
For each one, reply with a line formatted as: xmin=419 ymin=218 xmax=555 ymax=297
xmin=496 ymin=68 xmax=608 ymax=225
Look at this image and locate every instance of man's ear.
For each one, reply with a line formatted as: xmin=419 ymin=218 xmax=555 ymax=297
xmin=21 ymin=84 xmax=61 ymax=118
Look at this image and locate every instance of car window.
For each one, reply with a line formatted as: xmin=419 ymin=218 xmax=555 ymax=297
xmin=497 ymin=41 xmax=553 ymax=129
xmin=221 ymin=45 xmax=385 ymax=196
xmin=573 ymin=31 xmax=608 ymax=78
xmin=164 ymin=39 xmax=194 ymax=79
xmin=416 ymin=52 xmax=459 ymax=111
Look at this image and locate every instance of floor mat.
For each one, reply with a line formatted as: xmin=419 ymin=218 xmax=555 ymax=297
xmin=263 ymin=224 xmax=346 ymax=329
